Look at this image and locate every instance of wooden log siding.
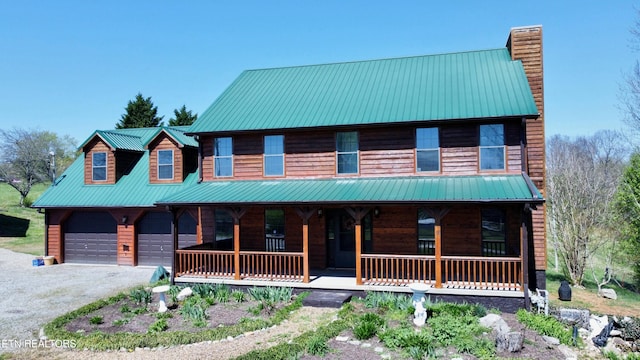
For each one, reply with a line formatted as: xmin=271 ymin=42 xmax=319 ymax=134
xmin=149 ymin=136 xmax=184 ymax=183
xmin=198 ymin=121 xmax=526 ymax=181
xmin=83 ymin=139 xmax=116 ymax=184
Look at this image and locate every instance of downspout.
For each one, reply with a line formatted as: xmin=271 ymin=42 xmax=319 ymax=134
xmin=196 ymin=135 xmax=203 ymax=183
xmin=44 ymin=209 xmax=49 ymax=256
xmin=520 ymin=117 xmax=528 ymax=173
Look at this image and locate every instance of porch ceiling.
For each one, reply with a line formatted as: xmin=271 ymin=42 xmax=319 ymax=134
xmin=157 ymin=174 xmax=543 ymax=206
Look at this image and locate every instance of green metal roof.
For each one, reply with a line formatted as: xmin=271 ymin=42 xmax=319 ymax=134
xmin=157 ymin=174 xmax=543 ymax=206
xmin=78 ymin=126 xmax=196 ymax=152
xmin=33 ymin=151 xmax=198 ymax=208
xmin=188 ymin=48 xmax=538 ymax=134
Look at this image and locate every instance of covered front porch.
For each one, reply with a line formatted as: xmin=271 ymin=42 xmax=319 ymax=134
xmin=158 ymin=175 xmax=543 ymax=296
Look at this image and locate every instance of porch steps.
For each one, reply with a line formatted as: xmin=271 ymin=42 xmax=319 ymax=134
xmin=302 ymin=290 xmax=353 ymax=308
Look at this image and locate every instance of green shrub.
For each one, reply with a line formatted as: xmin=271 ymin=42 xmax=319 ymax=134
xmin=214 ymin=287 xmax=231 ymax=303
xmin=89 ymin=316 xmax=104 ymax=325
xmin=232 ymin=289 xmax=246 ymax=303
xmin=148 ymin=319 xmax=168 ymax=333
xmin=353 ymin=312 xmax=384 ymax=340
xmin=112 ymin=318 xmax=130 ymax=326
xmin=363 ymin=291 xmax=411 ymax=311
xmin=516 ymin=309 xmax=574 ymax=345
xmin=129 ymin=288 xmax=152 ymax=305
xmin=155 ymin=312 xmax=173 ymax=320
xmin=306 ymin=334 xmax=329 ymax=356
xmin=179 ymin=296 xmax=209 ymax=325
xmin=120 ymin=304 xmax=131 ymax=314
xmin=191 ymin=283 xmax=215 ymax=298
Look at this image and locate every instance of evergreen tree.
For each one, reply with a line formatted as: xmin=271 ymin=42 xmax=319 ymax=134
xmin=115 ymin=93 xmax=164 ymax=129
xmin=614 ymin=152 xmax=640 ymax=285
xmin=168 ymin=105 xmax=198 ymax=126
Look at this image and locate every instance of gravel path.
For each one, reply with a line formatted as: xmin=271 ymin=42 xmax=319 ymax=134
xmin=0 ymin=249 xmax=153 ymax=354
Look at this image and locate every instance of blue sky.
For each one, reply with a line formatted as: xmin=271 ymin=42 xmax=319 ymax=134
xmin=0 ymin=1 xmax=637 ymax=144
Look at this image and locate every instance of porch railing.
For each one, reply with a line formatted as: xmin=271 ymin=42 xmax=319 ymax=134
xmin=176 ymin=249 xmax=522 ymax=291
xmin=362 ymin=254 xmax=522 ymax=291
xmin=175 ymin=249 xmax=303 ymax=282
xmin=240 ymin=251 xmax=303 ymax=281
xmin=442 ymin=256 xmax=522 ymax=291
xmin=362 ymin=254 xmax=436 ymax=286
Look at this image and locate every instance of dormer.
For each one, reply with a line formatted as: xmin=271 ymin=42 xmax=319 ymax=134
xmin=144 ymin=127 xmax=198 ymax=184
xmin=80 ymin=130 xmax=144 ymax=185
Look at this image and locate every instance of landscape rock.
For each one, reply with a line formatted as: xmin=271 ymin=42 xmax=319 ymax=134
xmin=177 ymin=287 xmax=193 ymax=301
xmin=557 ymin=344 xmax=578 ymax=360
xmin=599 ymin=288 xmax=617 ymax=300
xmin=542 ymin=335 xmax=560 ymax=346
xmin=497 ymin=331 xmax=524 ymax=352
xmin=559 ymin=308 xmax=590 ymax=329
xmin=590 ymin=315 xmax=609 ymax=340
xmin=479 ymin=314 xmax=510 ymax=334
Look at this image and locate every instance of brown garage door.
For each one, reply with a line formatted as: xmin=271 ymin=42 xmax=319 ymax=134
xmin=64 ymin=212 xmax=117 ymax=264
xmin=137 ymin=212 xmax=197 ymax=267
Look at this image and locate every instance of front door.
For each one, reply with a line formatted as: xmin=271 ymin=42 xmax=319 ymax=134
xmin=326 ymin=209 xmax=356 ymax=268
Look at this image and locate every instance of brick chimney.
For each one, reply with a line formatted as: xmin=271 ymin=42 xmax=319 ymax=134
xmin=506 ymin=25 xmax=546 ymax=288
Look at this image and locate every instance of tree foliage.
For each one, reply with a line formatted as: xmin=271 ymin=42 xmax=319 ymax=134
xmin=0 ymin=128 xmax=78 ymax=206
xmin=546 ymin=131 xmax=628 ymax=286
xmin=613 ymin=152 xmax=640 ymax=285
xmin=115 ymin=93 xmax=164 ymax=129
xmin=168 ymin=105 xmax=197 ymax=126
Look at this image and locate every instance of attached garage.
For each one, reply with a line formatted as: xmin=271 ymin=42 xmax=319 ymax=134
xmin=64 ymin=211 xmax=117 ymax=264
xmin=137 ymin=212 xmax=197 ymax=267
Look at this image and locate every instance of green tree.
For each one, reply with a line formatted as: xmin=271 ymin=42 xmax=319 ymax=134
xmin=614 ymin=152 xmax=640 ymax=285
xmin=168 ymin=105 xmax=197 ymax=126
xmin=0 ymin=128 xmax=78 ymax=206
xmin=115 ymin=93 xmax=164 ymax=129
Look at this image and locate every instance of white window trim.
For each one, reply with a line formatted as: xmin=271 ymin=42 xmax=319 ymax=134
xmin=214 ymin=138 xmax=233 ymax=178
xmin=479 ymin=145 xmax=506 ymax=171
xmin=92 ymin=152 xmax=107 ymax=182
xmin=263 ymin=135 xmax=285 ymax=177
xmin=336 ymin=132 xmax=359 ymax=175
xmin=157 ymin=149 xmax=174 ymax=180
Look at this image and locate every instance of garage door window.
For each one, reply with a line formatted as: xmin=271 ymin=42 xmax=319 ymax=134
xmin=92 ymin=152 xmax=107 ymax=181
xmin=158 ymin=149 xmax=174 ymax=180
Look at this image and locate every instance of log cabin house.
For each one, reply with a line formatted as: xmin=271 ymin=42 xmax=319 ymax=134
xmin=34 ymin=26 xmax=546 ymax=304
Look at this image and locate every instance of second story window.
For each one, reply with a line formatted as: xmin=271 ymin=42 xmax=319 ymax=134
xmin=157 ymin=149 xmax=174 ymax=180
xmin=479 ymin=124 xmax=505 ymax=171
xmin=264 ymin=135 xmax=284 ymax=176
xmin=92 ymin=152 xmax=107 ymax=181
xmin=337 ymin=131 xmax=358 ymax=174
xmin=416 ymin=128 xmax=440 ymax=172
xmin=214 ymin=137 xmax=233 ymax=177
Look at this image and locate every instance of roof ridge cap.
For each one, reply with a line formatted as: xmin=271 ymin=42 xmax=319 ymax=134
xmin=244 ymin=48 xmax=509 ymax=72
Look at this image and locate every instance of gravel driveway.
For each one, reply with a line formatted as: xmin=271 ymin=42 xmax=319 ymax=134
xmin=0 ymin=249 xmax=153 ymax=354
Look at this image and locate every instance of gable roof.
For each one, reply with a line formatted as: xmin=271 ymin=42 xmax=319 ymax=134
xmin=33 ymin=151 xmax=198 ymax=208
xmin=79 ymin=126 xmax=196 ymax=152
xmin=188 ymin=48 xmax=539 ymax=134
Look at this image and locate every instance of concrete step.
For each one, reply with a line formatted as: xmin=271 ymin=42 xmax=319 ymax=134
xmin=302 ymin=290 xmax=353 ymax=308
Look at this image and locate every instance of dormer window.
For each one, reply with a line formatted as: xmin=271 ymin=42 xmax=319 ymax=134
xmin=158 ymin=149 xmax=174 ymax=180
xmin=92 ymin=152 xmax=107 ymax=181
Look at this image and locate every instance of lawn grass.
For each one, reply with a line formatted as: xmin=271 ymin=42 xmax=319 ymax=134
xmin=546 ymin=266 xmax=640 ymax=317
xmin=0 ymin=182 xmax=48 ymax=256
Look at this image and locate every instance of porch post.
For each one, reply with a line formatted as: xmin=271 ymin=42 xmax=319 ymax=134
xmin=434 ymin=219 xmax=442 ymax=289
xmin=234 ymin=218 xmax=240 ymax=280
xmin=345 ymin=207 xmax=368 ymax=285
xmin=522 ymin=205 xmax=531 ymax=299
xmin=227 ymin=208 xmax=246 ymax=281
xmin=170 ymin=207 xmax=179 ymax=286
xmin=295 ymin=207 xmax=316 ymax=284
xmin=424 ymin=207 xmax=450 ymax=289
